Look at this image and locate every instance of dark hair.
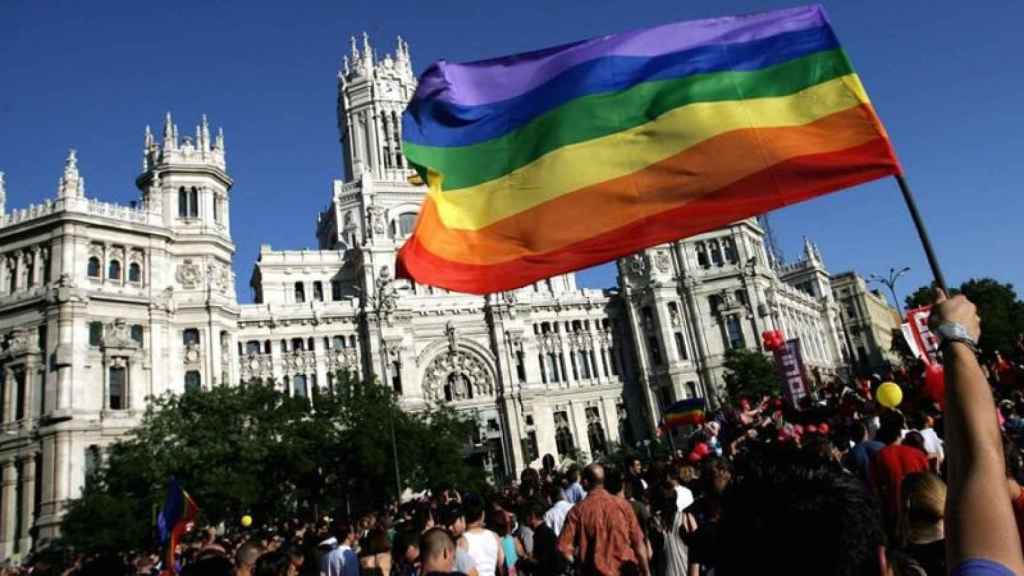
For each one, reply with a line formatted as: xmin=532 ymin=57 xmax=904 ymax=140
xmin=365 ymin=528 xmax=391 ymax=555
xmin=716 ymin=444 xmax=885 ymax=576
xmin=522 ymin=499 xmax=547 ymax=522
xmin=542 ymin=454 xmax=556 ymax=470
xmin=877 ymin=411 xmax=906 ymax=445
xmin=254 ymin=551 xmax=291 ymax=576
xmin=463 ymin=494 xmax=486 ymax=524
xmin=902 ymin=431 xmax=926 ymax=455
xmin=183 ymin=555 xmax=234 ymax=576
xmin=332 ymin=521 xmax=353 ymax=543
xmin=604 ymin=466 xmax=624 ymax=495
xmin=437 ymin=503 xmax=464 ymax=528
xmin=850 ymin=421 xmax=868 ymax=442
xmin=565 ymin=465 xmax=580 ymax=483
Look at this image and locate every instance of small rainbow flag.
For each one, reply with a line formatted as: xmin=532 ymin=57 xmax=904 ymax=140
xmin=663 ymin=398 xmax=706 ymax=429
xmin=157 ymin=478 xmax=198 ymax=575
xmin=397 ymin=5 xmax=900 ymax=294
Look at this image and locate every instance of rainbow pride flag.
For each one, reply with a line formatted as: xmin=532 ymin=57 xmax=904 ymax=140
xmin=662 ymin=398 xmax=706 ymax=429
xmin=157 ymin=478 xmax=198 ymax=575
xmin=396 ymin=5 xmax=901 ymax=294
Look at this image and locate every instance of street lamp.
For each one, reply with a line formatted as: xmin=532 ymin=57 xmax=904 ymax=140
xmin=869 ymin=267 xmax=911 ymax=318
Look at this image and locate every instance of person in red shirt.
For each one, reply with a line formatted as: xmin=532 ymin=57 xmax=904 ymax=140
xmin=871 ymin=411 xmax=930 ymax=538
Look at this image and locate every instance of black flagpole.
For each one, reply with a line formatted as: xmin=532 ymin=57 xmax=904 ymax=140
xmin=895 ymin=174 xmax=948 ymax=294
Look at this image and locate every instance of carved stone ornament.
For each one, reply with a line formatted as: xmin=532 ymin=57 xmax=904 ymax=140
xmin=423 ymin=348 xmax=495 ymax=402
xmin=102 ymin=318 xmax=138 ymax=349
xmin=367 ymin=205 xmax=387 ymax=235
xmin=628 ymin=253 xmax=648 ymax=277
xmin=5 ymin=328 xmax=33 ymax=356
xmin=655 ymin=251 xmax=671 ymax=273
xmin=176 ymin=258 xmax=203 ymax=289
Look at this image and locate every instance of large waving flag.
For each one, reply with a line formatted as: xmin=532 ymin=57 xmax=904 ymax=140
xmin=397 ymin=4 xmax=901 ymax=294
xmin=157 ymin=478 xmax=199 ymax=575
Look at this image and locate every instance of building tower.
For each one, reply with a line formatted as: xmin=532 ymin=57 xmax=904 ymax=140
xmin=136 ymin=113 xmax=240 ymax=391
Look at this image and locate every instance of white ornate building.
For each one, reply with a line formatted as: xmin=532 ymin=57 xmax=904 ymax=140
xmin=0 ymin=34 xmax=857 ymax=559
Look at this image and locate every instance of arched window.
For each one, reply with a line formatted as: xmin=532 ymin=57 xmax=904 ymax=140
xmin=183 ymin=328 xmax=200 ymax=346
xmin=245 ymin=341 xmax=261 ymax=355
xmin=333 ymin=335 xmax=346 ymax=349
xmin=294 ymin=282 xmax=305 ymax=303
xmin=128 ymin=262 xmax=142 ymax=283
xmin=108 ymin=260 xmax=121 ymax=281
xmin=291 ymin=338 xmax=304 ymax=351
xmin=313 ymin=281 xmax=324 ymax=302
xmin=391 ymin=361 xmax=402 ymax=394
xmin=189 ymin=187 xmax=199 ymax=218
xmin=398 ymin=213 xmax=418 ymax=236
xmin=178 ymin=187 xmax=188 ymax=218
xmin=87 ymin=257 xmax=101 ymax=279
xmin=184 ymin=370 xmax=201 ymax=393
xmin=306 ymin=337 xmax=314 ymax=351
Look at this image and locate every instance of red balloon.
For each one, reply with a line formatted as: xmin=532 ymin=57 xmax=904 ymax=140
xmin=793 ymin=424 xmax=804 ymax=436
xmin=806 ymin=424 xmax=818 ymax=434
xmin=687 ymin=451 xmax=702 ymax=463
xmin=694 ymin=442 xmax=711 ymax=457
xmin=924 ymin=363 xmax=945 ymax=409
xmin=818 ymin=423 xmax=830 ymax=435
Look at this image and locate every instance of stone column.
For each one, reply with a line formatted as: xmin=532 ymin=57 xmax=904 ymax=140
xmin=601 ymin=396 xmax=621 ymax=444
xmin=0 ymin=460 xmax=15 ymax=560
xmin=18 ymin=456 xmax=34 ymax=556
xmin=569 ymin=402 xmax=592 ymax=461
xmin=36 ymin=437 xmax=58 ymax=540
xmin=532 ymin=402 xmax=558 ymax=462
xmin=1 ymin=367 xmax=11 ymax=425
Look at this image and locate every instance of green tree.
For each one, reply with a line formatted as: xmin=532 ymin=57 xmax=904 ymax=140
xmin=722 ymin=348 xmax=779 ymax=402
xmin=904 ymin=277 xmax=1024 ymax=354
xmin=60 ymin=372 xmax=484 ymax=554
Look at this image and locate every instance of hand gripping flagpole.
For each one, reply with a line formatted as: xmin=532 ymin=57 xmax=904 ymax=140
xmin=895 ymin=174 xmax=949 ymax=294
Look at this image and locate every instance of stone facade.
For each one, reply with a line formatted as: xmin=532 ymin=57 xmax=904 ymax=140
xmin=0 ymin=34 xmax=860 ymax=559
xmin=831 ymin=271 xmax=903 ymax=371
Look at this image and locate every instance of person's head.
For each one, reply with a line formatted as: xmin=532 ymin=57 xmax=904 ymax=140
xmin=628 ymin=457 xmax=643 ymax=477
xmin=542 ymin=453 xmax=556 ymax=471
xmin=332 ymin=521 xmax=355 ymax=546
xmin=902 ymin=431 xmax=927 ymax=455
xmin=235 ymin=541 xmax=263 ymax=576
xmin=545 ymin=482 xmax=564 ymax=504
xmin=604 ymin=466 xmax=624 ymax=496
xmin=462 ymin=494 xmax=486 ymax=526
xmin=702 ymin=457 xmax=732 ymax=495
xmin=522 ymin=499 xmax=547 ymax=529
xmin=419 ymin=528 xmax=456 ymax=573
xmin=581 ymin=463 xmax=605 ymax=491
xmin=899 ymin=472 xmax=946 ymax=546
xmin=438 ymin=503 xmax=466 ymax=537
xmin=565 ymin=465 xmax=580 ymax=484
xmin=392 ymin=530 xmax=420 ymax=567
xmin=412 ymin=504 xmax=434 ymax=533
xmin=876 ymin=412 xmax=906 ymax=446
xmin=716 ymin=444 xmax=887 ymax=576
xmin=253 ymin=551 xmax=292 ymax=576
xmin=490 ymin=508 xmax=512 ymax=537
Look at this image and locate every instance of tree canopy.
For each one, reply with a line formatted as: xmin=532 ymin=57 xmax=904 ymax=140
xmin=60 ymin=372 xmax=484 ymax=554
xmin=722 ymin=348 xmax=780 ymax=402
xmin=904 ymin=277 xmax=1024 ymax=355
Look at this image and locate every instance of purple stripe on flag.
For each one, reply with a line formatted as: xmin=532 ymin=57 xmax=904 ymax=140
xmin=414 ymin=4 xmax=827 ymax=107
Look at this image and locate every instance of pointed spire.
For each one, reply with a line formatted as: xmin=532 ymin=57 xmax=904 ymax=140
xmin=201 ymin=114 xmax=210 ymax=152
xmin=215 ymin=126 xmax=225 ymax=152
xmin=350 ymin=35 xmax=360 ymax=62
xmin=362 ymin=31 xmax=374 ymax=69
xmin=144 ymin=125 xmax=154 ymax=148
xmin=342 ymin=55 xmax=350 ymax=76
xmin=163 ymin=112 xmax=176 ymax=150
xmin=58 ymin=149 xmax=84 ymax=198
xmin=0 ymin=171 xmax=6 ymax=215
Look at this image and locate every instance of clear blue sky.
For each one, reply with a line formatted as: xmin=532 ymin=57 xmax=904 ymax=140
xmin=2 ymin=1 xmax=1021 ymax=304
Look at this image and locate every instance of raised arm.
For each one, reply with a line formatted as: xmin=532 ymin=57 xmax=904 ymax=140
xmin=934 ymin=292 xmax=1024 ymax=573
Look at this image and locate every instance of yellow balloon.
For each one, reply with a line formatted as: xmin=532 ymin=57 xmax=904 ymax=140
xmin=876 ymin=382 xmax=903 ymax=409
xmin=241 ymin=515 xmax=253 ymax=528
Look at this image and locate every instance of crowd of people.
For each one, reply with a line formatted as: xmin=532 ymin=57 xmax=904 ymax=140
xmin=10 ymin=292 xmax=1024 ymax=576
